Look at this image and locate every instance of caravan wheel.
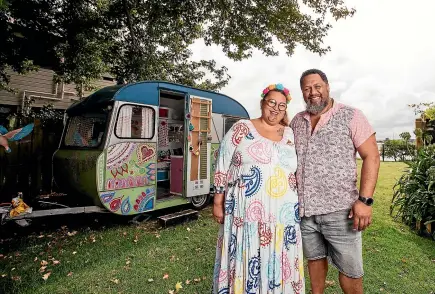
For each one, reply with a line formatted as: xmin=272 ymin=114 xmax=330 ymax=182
xmin=190 ymin=194 xmax=210 ymax=210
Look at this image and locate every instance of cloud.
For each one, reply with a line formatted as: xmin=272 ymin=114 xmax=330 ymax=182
xmin=190 ymin=0 xmax=435 ymax=140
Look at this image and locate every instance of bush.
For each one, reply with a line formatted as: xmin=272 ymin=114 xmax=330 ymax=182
xmin=391 ymin=145 xmax=435 ymax=236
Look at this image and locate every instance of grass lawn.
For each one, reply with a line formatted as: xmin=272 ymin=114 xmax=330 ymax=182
xmin=1 ymin=161 xmax=435 ymax=294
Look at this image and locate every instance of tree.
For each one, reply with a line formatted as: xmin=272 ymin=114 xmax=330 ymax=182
xmin=383 ymin=139 xmax=415 ymax=162
xmin=1 ymin=0 xmax=355 ymax=93
xmin=399 ymin=132 xmax=411 ymax=142
xmin=383 ymin=139 xmax=401 ymax=162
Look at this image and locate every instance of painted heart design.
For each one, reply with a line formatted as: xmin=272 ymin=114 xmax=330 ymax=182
xmin=247 ymin=141 xmax=272 ymax=164
xmin=141 ymin=146 xmax=153 ymax=159
xmin=137 ymin=144 xmax=156 ymax=164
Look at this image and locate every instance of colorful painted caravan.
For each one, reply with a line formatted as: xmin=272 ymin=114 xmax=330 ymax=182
xmin=52 ymin=81 xmax=249 ymax=216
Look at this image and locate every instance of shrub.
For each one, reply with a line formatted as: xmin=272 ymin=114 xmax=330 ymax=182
xmin=391 ymin=145 xmax=435 ymax=238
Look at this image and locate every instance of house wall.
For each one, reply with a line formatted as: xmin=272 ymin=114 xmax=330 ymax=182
xmin=0 ymin=68 xmax=116 ymax=110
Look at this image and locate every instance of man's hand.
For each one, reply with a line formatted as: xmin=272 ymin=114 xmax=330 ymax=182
xmin=213 ymin=203 xmax=225 ymax=224
xmin=349 ymin=200 xmax=372 ymax=231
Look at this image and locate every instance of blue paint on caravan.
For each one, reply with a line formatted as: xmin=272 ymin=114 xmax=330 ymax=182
xmin=67 ymin=81 xmax=249 ymax=118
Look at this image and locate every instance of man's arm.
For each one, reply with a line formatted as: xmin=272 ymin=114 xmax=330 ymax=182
xmin=350 ymin=134 xmax=380 ymax=231
xmin=358 ymin=134 xmax=380 ymax=197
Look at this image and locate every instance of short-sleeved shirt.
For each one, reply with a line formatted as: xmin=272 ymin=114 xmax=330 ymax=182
xmin=290 ymin=101 xmax=375 ymax=217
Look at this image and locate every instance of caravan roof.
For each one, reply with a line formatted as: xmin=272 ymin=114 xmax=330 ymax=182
xmin=67 ymin=81 xmax=249 ymax=118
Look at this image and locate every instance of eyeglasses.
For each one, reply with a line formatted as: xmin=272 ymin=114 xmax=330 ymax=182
xmin=264 ymin=99 xmax=287 ymax=111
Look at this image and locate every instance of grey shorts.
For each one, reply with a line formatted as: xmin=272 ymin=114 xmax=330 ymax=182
xmin=300 ymin=209 xmax=363 ymax=278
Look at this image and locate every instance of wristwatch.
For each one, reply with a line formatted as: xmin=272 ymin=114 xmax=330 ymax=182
xmin=358 ymin=195 xmax=374 ymax=206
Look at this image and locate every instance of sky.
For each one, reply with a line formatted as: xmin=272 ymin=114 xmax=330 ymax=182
xmin=191 ymin=0 xmax=435 ymax=140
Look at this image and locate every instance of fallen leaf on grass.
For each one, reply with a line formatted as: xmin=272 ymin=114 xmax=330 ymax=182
xmin=202 ymin=276 xmax=206 ymax=280
xmin=185 ymin=280 xmax=190 ymax=285
xmin=53 ymin=260 xmax=60 ymax=265
xmin=123 ymin=232 xmax=127 ymax=237
xmin=11 ymin=276 xmax=21 ymax=281
xmin=148 ymin=278 xmax=154 ymax=282
xmin=134 ymin=235 xmax=139 ymax=243
xmin=169 ymin=291 xmax=174 ymax=294
xmin=186 ymin=227 xmax=191 ymax=232
xmin=39 ymin=266 xmax=47 ymax=273
xmin=34 ymin=257 xmax=38 ymax=262
xmin=42 ymin=272 xmax=51 ymax=281
xmin=111 ymin=278 xmax=120 ymax=284
xmin=67 ymin=272 xmax=73 ymax=277
xmin=72 ymin=251 xmax=77 ymax=255
xmin=163 ymin=273 xmax=169 ymax=280
xmin=175 ymin=282 xmax=183 ymax=292
xmin=155 ymin=234 xmax=161 ymax=239
xmin=11 ymin=268 xmax=15 ymax=271
xmin=193 ymin=278 xmax=201 ymax=283
xmin=37 ymin=235 xmax=45 ymax=239
xmin=41 ymin=260 xmax=48 ymax=266
xmin=170 ymin=255 xmax=176 ymax=262
xmin=126 ymin=260 xmax=131 ymax=266
xmin=325 ymin=280 xmax=335 ymax=287
xmin=0 ymin=254 xmax=3 ymax=258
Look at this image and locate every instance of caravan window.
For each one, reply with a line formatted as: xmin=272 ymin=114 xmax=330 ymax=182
xmin=224 ymin=117 xmax=241 ymax=134
xmin=64 ymin=115 xmax=106 ymax=148
xmin=115 ymin=105 xmax=155 ymax=139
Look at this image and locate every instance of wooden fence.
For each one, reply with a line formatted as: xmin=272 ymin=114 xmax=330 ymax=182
xmin=0 ymin=120 xmax=63 ymax=204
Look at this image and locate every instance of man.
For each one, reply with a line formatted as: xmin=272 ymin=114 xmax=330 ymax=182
xmin=290 ymin=69 xmax=380 ymax=294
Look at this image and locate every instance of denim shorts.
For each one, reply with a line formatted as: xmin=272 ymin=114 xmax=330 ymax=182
xmin=300 ymin=209 xmax=363 ymax=278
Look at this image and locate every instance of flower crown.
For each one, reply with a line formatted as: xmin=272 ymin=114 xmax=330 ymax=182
xmin=261 ymin=83 xmax=292 ymax=104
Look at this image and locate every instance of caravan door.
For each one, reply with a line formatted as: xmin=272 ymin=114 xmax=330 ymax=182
xmin=185 ymin=95 xmax=212 ymax=197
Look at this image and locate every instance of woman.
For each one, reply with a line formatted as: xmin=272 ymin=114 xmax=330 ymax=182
xmin=212 ymin=84 xmax=304 ymax=294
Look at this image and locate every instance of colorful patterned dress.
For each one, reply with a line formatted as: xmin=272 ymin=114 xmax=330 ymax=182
xmin=212 ymin=120 xmax=305 ymax=294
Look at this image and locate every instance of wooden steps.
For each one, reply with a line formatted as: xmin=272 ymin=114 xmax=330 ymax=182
xmin=157 ymin=209 xmax=199 ymax=227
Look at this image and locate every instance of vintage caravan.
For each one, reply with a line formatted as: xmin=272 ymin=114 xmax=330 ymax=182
xmin=51 ymin=81 xmax=249 ymax=216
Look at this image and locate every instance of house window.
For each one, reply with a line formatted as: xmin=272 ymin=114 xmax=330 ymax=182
xmin=115 ymin=105 xmax=155 ymax=139
xmin=224 ymin=116 xmax=241 ymax=134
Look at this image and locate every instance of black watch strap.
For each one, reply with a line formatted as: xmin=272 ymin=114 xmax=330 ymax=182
xmin=358 ymin=195 xmax=374 ymax=206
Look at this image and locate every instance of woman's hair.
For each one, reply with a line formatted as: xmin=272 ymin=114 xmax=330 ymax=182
xmin=262 ymin=89 xmax=290 ymax=126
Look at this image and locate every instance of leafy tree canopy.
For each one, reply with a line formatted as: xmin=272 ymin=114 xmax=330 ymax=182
xmin=1 ymin=0 xmax=355 ymax=93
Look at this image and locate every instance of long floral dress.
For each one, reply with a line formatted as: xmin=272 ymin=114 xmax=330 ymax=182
xmin=212 ymin=120 xmax=305 ymax=294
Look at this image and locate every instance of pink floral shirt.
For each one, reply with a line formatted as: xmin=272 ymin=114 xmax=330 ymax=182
xmin=290 ymin=101 xmax=375 ymax=217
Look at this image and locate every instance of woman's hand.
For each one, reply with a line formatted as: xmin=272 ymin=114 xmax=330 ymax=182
xmin=213 ymin=203 xmax=224 ymax=224
xmin=213 ymin=194 xmax=225 ymax=224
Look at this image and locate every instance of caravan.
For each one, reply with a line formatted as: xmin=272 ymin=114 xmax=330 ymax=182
xmin=51 ymin=81 xmax=249 ymax=216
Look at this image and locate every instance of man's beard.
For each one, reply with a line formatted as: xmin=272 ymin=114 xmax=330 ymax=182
xmin=306 ymin=98 xmax=329 ymax=115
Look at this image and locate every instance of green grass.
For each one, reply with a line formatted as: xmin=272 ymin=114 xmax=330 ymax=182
xmin=1 ymin=162 xmax=434 ymax=294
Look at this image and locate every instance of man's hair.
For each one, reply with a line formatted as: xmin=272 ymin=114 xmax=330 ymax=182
xmin=300 ymin=69 xmax=328 ymax=88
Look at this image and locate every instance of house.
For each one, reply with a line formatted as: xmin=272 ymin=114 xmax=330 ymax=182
xmin=0 ymin=67 xmax=117 ymax=119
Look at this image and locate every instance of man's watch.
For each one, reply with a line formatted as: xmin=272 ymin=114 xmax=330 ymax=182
xmin=358 ymin=195 xmax=374 ymax=206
